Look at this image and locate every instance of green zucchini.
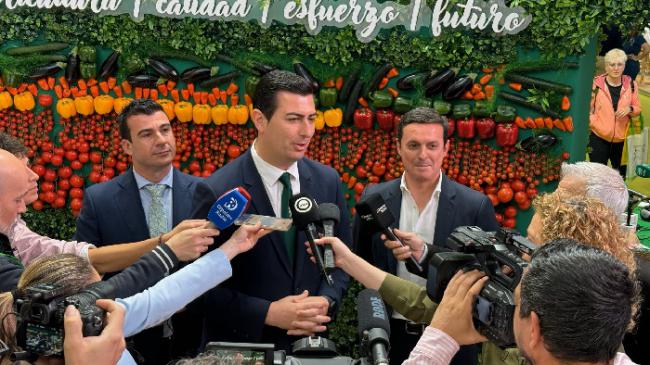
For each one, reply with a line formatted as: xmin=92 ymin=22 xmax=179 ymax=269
xmin=504 ymin=73 xmax=573 ymax=94
xmin=5 ymin=42 xmax=69 ymax=55
xmin=499 ymin=91 xmax=562 ymax=119
xmin=508 ymin=61 xmax=579 ymax=73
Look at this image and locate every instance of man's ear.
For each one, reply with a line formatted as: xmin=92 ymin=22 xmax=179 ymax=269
xmin=251 ymin=109 xmax=267 ymax=133
xmin=528 ymin=311 xmax=543 ymax=349
xmin=120 ymin=139 xmax=132 ymax=156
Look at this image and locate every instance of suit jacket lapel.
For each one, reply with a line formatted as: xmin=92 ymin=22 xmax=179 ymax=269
xmin=434 ymin=174 xmax=456 ymax=247
xmin=171 ymin=169 xmax=193 ymax=226
xmin=384 ymin=179 xmax=402 ymax=275
xmin=115 ymin=170 xmax=149 ymax=239
xmin=241 ymin=152 xmax=293 ymax=277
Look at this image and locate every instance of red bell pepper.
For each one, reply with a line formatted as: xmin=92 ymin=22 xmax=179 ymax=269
xmin=447 ymin=118 xmax=455 ymax=138
xmin=476 ymin=117 xmax=496 ymax=139
xmin=456 ymin=118 xmax=475 ymax=139
xmin=376 ymin=109 xmax=395 ymax=131
xmin=496 ymin=123 xmax=519 ymax=147
xmin=354 ymin=108 xmax=374 ymax=130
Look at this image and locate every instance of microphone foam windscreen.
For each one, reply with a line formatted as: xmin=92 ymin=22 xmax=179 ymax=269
xmin=289 ymin=193 xmax=320 ymax=230
xmin=318 ymin=203 xmax=340 ymax=223
xmin=356 ymin=289 xmax=390 ymax=337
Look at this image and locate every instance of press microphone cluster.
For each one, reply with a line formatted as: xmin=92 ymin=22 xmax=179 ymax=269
xmin=207 ymin=187 xmax=251 ymax=230
xmin=357 ymin=289 xmax=391 ymax=365
xmin=289 ymin=193 xmax=342 ymax=286
xmin=355 ymin=193 xmax=423 ymax=272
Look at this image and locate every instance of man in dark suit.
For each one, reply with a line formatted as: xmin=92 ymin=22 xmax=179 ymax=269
xmin=354 ymin=107 xmax=498 ymax=365
xmin=74 ymin=99 xmax=203 ymax=364
xmin=192 ymin=70 xmax=351 ymax=352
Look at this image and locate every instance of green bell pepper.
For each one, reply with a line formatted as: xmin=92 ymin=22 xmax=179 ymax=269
xmin=452 ymin=103 xmax=471 ymax=119
xmin=415 ymin=98 xmax=432 ymax=108
xmin=433 ymin=100 xmax=451 ymax=115
xmin=393 ymin=96 xmax=414 ymax=114
xmin=473 ymin=100 xmax=490 ymax=118
xmin=78 ymin=45 xmax=97 ymax=63
xmin=245 ymin=76 xmax=260 ymax=96
xmin=370 ymin=89 xmax=393 ymax=109
xmin=495 ymin=104 xmax=516 ymax=123
xmin=320 ymin=87 xmax=338 ymax=107
xmin=80 ymin=62 xmax=96 ymax=79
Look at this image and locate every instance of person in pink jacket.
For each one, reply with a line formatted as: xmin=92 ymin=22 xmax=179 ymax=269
xmin=589 ymin=48 xmax=641 ymax=173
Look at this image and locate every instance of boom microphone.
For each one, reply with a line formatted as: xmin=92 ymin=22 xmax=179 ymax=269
xmin=318 ymin=203 xmax=340 ymax=271
xmin=207 ymin=187 xmax=251 ymax=230
xmin=289 ymin=193 xmax=334 ymax=286
xmin=355 ymin=193 xmax=423 ymax=272
xmin=357 ymin=289 xmax=390 ymax=365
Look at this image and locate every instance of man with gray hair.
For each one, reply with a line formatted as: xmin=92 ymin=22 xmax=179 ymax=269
xmin=559 ymin=161 xmax=628 ymax=216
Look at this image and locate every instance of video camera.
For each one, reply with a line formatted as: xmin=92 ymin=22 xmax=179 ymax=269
xmin=427 ymin=226 xmax=536 ymax=347
xmin=12 ymin=281 xmax=115 ymax=359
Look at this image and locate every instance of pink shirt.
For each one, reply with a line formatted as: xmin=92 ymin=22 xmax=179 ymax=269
xmin=8 ymin=218 xmax=93 ymax=266
xmin=402 ymin=327 xmax=638 ymax=365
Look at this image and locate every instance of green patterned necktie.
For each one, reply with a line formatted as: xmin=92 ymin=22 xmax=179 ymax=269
xmin=279 ymin=172 xmax=296 ymax=265
xmin=144 ymin=183 xmax=168 ymax=238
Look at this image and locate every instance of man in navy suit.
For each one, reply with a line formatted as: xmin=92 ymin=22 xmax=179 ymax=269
xmin=74 ymin=99 xmax=203 ymax=364
xmin=192 ymin=70 xmax=351 ymax=352
xmin=354 ymin=107 xmax=498 ymax=365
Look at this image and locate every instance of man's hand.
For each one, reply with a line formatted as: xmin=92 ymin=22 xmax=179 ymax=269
xmin=166 ymin=226 xmax=220 ymax=261
xmin=430 ymin=270 xmax=488 ymax=346
xmin=382 ymin=229 xmax=426 ymax=262
xmin=307 ymin=237 xmax=353 ymax=269
xmin=220 ymin=224 xmax=270 ymax=260
xmin=64 ymin=299 xmax=126 ymax=365
xmin=162 ymin=219 xmax=210 ymax=243
xmin=265 ymin=291 xmax=331 ymax=335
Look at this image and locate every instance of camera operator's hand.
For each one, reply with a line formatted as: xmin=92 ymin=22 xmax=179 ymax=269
xmin=162 ymin=219 xmax=211 ymax=243
xmin=64 ymin=299 xmax=126 ymax=365
xmin=430 ymin=270 xmax=488 ymax=346
xmin=382 ymin=229 xmax=426 ymax=262
xmin=265 ymin=290 xmax=331 ymax=335
xmin=166 ymin=226 xmax=220 ymax=261
xmin=220 ymin=224 xmax=270 ymax=260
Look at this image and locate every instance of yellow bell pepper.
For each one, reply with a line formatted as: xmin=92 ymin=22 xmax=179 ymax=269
xmin=0 ymin=91 xmax=13 ymax=110
xmin=74 ymin=95 xmax=95 ymax=116
xmin=228 ymin=104 xmax=249 ymax=125
xmin=94 ymin=95 xmax=114 ymax=115
xmin=211 ymin=105 xmax=229 ymax=125
xmin=193 ymin=104 xmax=212 ymax=124
xmin=14 ymin=92 xmax=35 ymax=112
xmin=324 ymin=108 xmax=343 ymax=128
xmin=56 ymin=98 xmax=77 ymax=119
xmin=114 ymin=98 xmax=134 ymax=115
xmin=156 ymin=99 xmax=175 ymax=121
xmin=174 ymin=101 xmax=193 ymax=123
xmin=314 ymin=110 xmax=325 ymax=130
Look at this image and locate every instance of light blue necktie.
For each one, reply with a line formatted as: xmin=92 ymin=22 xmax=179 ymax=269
xmin=143 ymin=184 xmax=167 ymax=238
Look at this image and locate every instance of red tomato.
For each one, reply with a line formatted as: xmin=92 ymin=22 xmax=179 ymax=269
xmin=53 ymin=197 xmax=66 ymax=208
xmin=510 ymin=179 xmax=525 ymax=192
xmin=497 ymin=187 xmax=514 ymax=203
xmin=502 ymin=218 xmax=516 ymax=228
xmin=504 ymin=206 xmax=517 ymax=218
xmin=495 ymin=213 xmax=504 ymax=224
xmin=517 ymin=199 xmax=531 ymax=210
xmin=42 ymin=191 xmax=56 ymax=204
xmin=31 ymin=200 xmax=44 ymax=211
xmin=70 ymin=160 xmax=83 ymax=170
xmin=40 ymin=181 xmax=55 ymax=192
xmin=78 ymin=153 xmax=89 ymax=163
xmin=104 ymin=156 xmax=117 ymax=168
xmin=90 ymin=151 xmax=102 ymax=164
xmin=227 ymin=145 xmax=241 ymax=159
xmin=51 ymin=154 xmax=63 ymax=166
xmin=70 ymin=175 xmax=85 ymax=188
xmin=44 ymin=169 xmax=57 ymax=182
xmin=514 ymin=191 xmax=528 ymax=204
xmin=70 ymin=198 xmax=83 ymax=211
xmin=372 ymin=163 xmax=386 ymax=176
xmin=38 ymin=94 xmax=53 ymax=107
xmin=58 ymin=179 xmax=71 ymax=191
xmin=32 ymin=164 xmax=46 ymax=176
xmin=65 ymin=150 xmax=78 ymax=162
xmin=70 ymin=187 xmax=84 ymax=199
xmin=487 ymin=193 xmax=499 ymax=206
xmin=58 ymin=166 xmax=72 ymax=179
xmin=88 ymin=171 xmax=102 ymax=183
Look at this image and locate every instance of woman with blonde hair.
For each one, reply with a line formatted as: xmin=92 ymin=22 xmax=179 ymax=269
xmin=589 ymin=48 xmax=641 ymax=173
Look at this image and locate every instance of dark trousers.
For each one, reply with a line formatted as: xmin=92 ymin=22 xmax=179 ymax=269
xmin=388 ymin=317 xmax=478 ymax=365
xmin=588 ymin=132 xmax=625 ymax=173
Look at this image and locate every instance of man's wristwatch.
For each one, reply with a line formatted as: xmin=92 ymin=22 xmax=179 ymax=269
xmin=323 ymin=295 xmax=337 ymax=317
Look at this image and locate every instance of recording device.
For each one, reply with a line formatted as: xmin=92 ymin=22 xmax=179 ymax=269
xmin=627 ymin=189 xmax=650 ymax=225
xmin=207 ymin=186 xmax=251 ymax=230
xmin=357 ymin=289 xmax=390 ymax=365
xmin=427 ymin=226 xmax=535 ymax=347
xmin=289 ymin=193 xmax=334 ymax=286
xmin=318 ymin=203 xmax=340 ymax=271
xmin=355 ymin=193 xmax=423 ymax=272
xmin=12 ymin=281 xmax=115 ymax=358
xmin=235 ymin=214 xmax=293 ymax=231
xmin=205 ymin=290 xmax=387 ymax=365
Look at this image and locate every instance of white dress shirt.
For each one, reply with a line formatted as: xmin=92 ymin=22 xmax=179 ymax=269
xmin=394 ymin=172 xmax=442 ymax=319
xmin=250 ymin=140 xmax=300 ymax=217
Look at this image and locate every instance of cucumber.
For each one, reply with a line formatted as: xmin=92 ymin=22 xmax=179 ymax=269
xmin=499 ymin=91 xmax=562 ymax=119
xmin=5 ymin=42 xmax=69 ymax=55
xmin=508 ymin=62 xmax=579 ymax=73
xmin=504 ymin=73 xmax=573 ymax=94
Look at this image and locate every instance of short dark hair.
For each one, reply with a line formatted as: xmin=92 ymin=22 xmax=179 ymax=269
xmin=397 ymin=107 xmax=448 ymax=143
xmin=253 ymin=70 xmax=314 ymax=120
xmin=118 ymin=99 xmax=165 ymax=141
xmin=520 ymin=239 xmax=640 ymax=363
xmin=0 ymin=132 xmax=28 ymax=158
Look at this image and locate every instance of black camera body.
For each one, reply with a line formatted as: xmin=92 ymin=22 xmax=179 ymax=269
xmin=13 ymin=281 xmax=115 ymax=357
xmin=427 ymin=226 xmax=536 ymax=347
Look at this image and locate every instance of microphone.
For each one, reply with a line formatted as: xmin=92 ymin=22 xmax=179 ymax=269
xmin=357 ymin=289 xmax=390 ymax=365
xmin=318 ymin=203 xmax=340 ymax=271
xmin=355 ymin=193 xmax=423 ymax=272
xmin=289 ymin=193 xmax=333 ymax=286
xmin=207 ymin=187 xmax=251 ymax=230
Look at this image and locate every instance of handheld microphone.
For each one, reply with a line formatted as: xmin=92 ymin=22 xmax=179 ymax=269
xmin=207 ymin=187 xmax=251 ymax=230
xmin=318 ymin=203 xmax=340 ymax=271
xmin=289 ymin=193 xmax=333 ymax=286
xmin=355 ymin=193 xmax=423 ymax=272
xmin=357 ymin=289 xmax=390 ymax=365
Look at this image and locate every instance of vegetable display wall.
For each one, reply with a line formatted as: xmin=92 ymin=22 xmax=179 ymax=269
xmin=0 ymin=3 xmax=640 ymax=356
